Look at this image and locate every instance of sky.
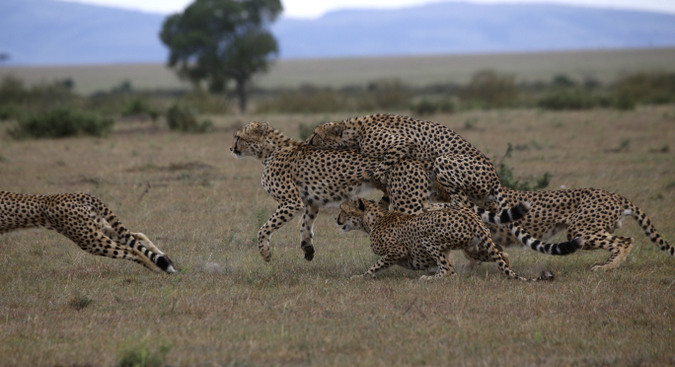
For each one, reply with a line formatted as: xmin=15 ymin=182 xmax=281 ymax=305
xmin=58 ymin=0 xmax=675 ymax=18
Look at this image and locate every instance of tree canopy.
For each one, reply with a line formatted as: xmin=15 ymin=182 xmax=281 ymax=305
xmin=160 ymin=0 xmax=282 ymax=114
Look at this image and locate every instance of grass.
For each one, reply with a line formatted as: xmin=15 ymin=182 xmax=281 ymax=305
xmin=2 ymin=48 xmax=675 ymax=95
xmin=0 ymin=106 xmax=674 ymax=366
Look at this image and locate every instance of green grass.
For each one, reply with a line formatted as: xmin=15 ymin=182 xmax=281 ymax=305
xmin=0 ymin=106 xmax=674 ymax=366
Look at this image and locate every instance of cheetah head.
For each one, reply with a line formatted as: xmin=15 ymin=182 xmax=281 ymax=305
xmin=306 ymin=122 xmax=360 ymax=150
xmin=337 ymin=198 xmax=373 ymax=232
xmin=230 ymin=121 xmax=271 ymax=159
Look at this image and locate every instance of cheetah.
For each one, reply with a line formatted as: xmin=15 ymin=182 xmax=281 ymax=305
xmin=231 ymin=121 xmax=390 ymax=262
xmin=378 ymin=158 xmax=583 ymax=256
xmin=0 ymin=191 xmax=176 ymax=273
xmin=231 ymin=121 xmax=576 ymax=263
xmin=307 ymin=113 xmax=506 ymax=209
xmin=337 ymin=197 xmax=555 ymax=281
xmin=485 ymin=187 xmax=674 ymax=271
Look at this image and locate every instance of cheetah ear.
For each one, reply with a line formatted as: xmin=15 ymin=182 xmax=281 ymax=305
xmin=251 ymin=121 xmax=270 ymax=136
xmin=357 ymin=198 xmax=366 ymax=211
xmin=330 ymin=125 xmax=344 ymax=137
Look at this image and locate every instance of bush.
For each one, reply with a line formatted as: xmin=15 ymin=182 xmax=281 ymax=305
xmin=257 ymin=85 xmax=349 ymax=114
xmin=410 ymin=99 xmax=438 ymax=116
xmin=358 ymin=78 xmax=411 ymax=110
xmin=9 ymin=107 xmax=114 ymax=139
xmin=496 ymin=143 xmax=551 ymax=191
xmin=458 ymin=70 xmax=519 ymax=109
xmin=0 ymin=104 xmax=20 ymax=121
xmin=410 ymin=99 xmax=454 ymax=116
xmin=166 ymin=104 xmax=212 ymax=133
xmin=611 ymin=71 xmax=675 ymax=105
xmin=537 ymin=90 xmax=595 ymax=110
xmin=123 ymin=98 xmax=159 ymax=120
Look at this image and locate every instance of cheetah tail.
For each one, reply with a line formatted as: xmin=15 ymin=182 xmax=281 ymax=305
xmin=629 ymin=204 xmax=674 ymax=257
xmin=508 ymin=224 xmax=584 ymax=256
xmin=473 ymin=201 xmax=531 ymax=225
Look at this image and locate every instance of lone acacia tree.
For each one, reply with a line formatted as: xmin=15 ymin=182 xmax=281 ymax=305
xmin=160 ymin=0 xmax=282 ymax=114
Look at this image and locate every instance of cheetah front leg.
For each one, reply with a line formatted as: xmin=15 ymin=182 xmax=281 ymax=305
xmin=352 ymin=245 xmax=407 ymax=280
xmin=258 ymin=201 xmax=303 ymax=262
xmin=300 ymin=206 xmax=319 ymax=261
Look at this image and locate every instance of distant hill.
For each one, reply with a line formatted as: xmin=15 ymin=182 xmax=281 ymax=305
xmin=0 ymin=0 xmax=166 ymax=65
xmin=1 ymin=0 xmax=675 ymax=65
xmin=273 ymin=3 xmax=675 ymax=58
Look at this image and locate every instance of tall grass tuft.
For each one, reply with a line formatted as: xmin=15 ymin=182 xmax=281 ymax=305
xmin=68 ymin=293 xmax=94 ymax=311
xmin=117 ymin=338 xmax=171 ymax=367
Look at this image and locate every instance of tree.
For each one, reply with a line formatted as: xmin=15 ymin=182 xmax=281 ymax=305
xmin=160 ymin=0 xmax=282 ymax=114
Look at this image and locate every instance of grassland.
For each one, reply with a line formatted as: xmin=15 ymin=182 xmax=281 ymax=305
xmin=2 ymin=47 xmax=675 ymax=95
xmin=0 ymin=104 xmax=674 ymax=366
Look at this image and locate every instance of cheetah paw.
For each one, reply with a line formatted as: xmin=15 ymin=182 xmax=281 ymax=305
xmin=537 ymin=270 xmax=555 ymax=281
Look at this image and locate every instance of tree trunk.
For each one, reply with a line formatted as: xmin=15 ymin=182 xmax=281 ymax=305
xmin=235 ymin=77 xmax=248 ymax=115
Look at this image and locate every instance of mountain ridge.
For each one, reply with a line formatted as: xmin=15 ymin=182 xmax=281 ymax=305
xmin=1 ymin=0 xmax=674 ymax=65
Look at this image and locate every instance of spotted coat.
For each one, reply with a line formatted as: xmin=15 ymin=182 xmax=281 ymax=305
xmin=486 ymin=187 xmax=674 ymax=270
xmin=337 ymin=198 xmax=554 ymax=281
xmin=0 ymin=191 xmax=176 ymax=273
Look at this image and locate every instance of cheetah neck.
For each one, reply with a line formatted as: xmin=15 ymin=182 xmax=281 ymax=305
xmin=259 ymin=128 xmax=303 ymax=159
xmin=361 ymin=209 xmax=387 ymax=234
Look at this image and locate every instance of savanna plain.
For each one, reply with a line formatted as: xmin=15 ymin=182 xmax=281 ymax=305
xmin=1 ymin=68 xmax=675 ymax=365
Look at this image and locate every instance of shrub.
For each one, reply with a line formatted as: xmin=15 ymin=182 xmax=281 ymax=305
xmin=257 ymin=85 xmax=349 ymax=114
xmin=496 ymin=143 xmax=551 ymax=191
xmin=458 ymin=70 xmax=519 ymax=109
xmin=611 ymin=71 xmax=675 ymax=105
xmin=0 ymin=104 xmax=20 ymax=121
xmin=537 ymin=90 xmax=595 ymax=110
xmin=0 ymin=76 xmax=75 ymax=111
xmin=166 ymin=104 xmax=212 ymax=133
xmin=359 ymin=78 xmax=411 ymax=110
xmin=410 ymin=99 xmax=454 ymax=116
xmin=410 ymin=99 xmax=438 ymax=116
xmin=123 ymin=98 xmax=159 ymax=120
xmin=10 ymin=107 xmax=114 ymax=139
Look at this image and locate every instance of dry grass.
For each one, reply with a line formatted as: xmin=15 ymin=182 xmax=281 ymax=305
xmin=0 ymin=106 xmax=674 ymax=366
xmin=2 ymin=48 xmax=675 ymax=95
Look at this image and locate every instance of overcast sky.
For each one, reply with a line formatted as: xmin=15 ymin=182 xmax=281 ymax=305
xmin=58 ymin=0 xmax=675 ymax=18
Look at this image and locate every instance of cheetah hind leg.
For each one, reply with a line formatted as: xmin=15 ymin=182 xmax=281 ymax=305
xmin=581 ymin=233 xmax=634 ymax=271
xmin=460 ymin=244 xmax=492 ymax=272
xmin=100 ymin=222 xmax=175 ymax=273
xmin=420 ymin=247 xmax=457 ymax=280
xmin=477 ymin=236 xmax=553 ymax=282
xmin=64 ymin=223 xmax=169 ymax=273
